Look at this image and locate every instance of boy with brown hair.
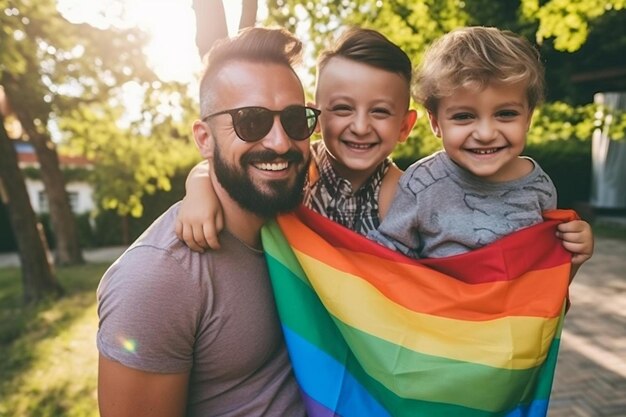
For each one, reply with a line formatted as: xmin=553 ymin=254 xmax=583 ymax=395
xmin=176 ymin=27 xmax=417 ymax=246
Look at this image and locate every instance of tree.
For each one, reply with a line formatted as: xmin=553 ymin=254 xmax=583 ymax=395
xmin=0 ymin=111 xmax=62 ymax=303
xmin=264 ymin=0 xmax=626 ymax=154
xmin=267 ymin=0 xmax=626 ymax=98
xmin=59 ymin=82 xmax=200 ymax=244
xmin=192 ymin=0 xmax=258 ymax=57
xmin=1 ymin=0 xmax=157 ymax=265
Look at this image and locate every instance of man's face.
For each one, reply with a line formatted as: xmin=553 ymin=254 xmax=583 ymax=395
xmin=206 ymin=61 xmax=311 ymax=217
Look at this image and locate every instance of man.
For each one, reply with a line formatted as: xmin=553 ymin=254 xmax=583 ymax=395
xmin=97 ymin=27 xmax=318 ymax=417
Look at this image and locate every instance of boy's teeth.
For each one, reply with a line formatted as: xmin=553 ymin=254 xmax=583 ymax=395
xmin=255 ymin=162 xmax=288 ymax=171
xmin=472 ymin=148 xmax=499 ymax=154
xmin=347 ymin=142 xmax=372 ymax=149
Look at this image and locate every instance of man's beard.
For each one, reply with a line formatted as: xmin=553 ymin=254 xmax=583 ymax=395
xmin=213 ymin=144 xmax=308 ymax=218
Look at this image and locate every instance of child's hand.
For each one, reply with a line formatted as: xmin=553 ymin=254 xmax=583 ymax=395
xmin=174 ymin=161 xmax=224 ymax=252
xmin=556 ymin=220 xmax=593 ymax=279
xmin=175 ymin=195 xmax=224 ymax=252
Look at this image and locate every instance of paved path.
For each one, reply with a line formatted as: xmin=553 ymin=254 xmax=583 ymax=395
xmin=1 ymin=237 xmax=624 ymax=415
xmin=549 ymin=236 xmax=626 ymax=416
xmin=0 ymin=246 xmax=127 ymax=269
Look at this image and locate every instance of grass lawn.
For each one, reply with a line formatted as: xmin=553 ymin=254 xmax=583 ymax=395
xmin=0 ymin=263 xmax=110 ymax=417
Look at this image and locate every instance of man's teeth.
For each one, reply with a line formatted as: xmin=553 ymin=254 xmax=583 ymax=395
xmin=472 ymin=148 xmax=499 ymax=155
xmin=255 ymin=161 xmax=289 ymax=171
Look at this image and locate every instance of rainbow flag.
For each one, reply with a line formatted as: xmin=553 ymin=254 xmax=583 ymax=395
xmin=261 ymin=206 xmax=576 ymax=417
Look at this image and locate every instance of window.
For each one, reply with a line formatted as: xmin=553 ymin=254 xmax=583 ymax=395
xmin=68 ymin=192 xmax=79 ymax=212
xmin=38 ymin=191 xmax=49 ymax=213
xmin=37 ymin=191 xmax=80 ymax=213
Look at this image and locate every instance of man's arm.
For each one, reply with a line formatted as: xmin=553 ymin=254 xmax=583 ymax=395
xmin=98 ymin=354 xmax=190 ymax=417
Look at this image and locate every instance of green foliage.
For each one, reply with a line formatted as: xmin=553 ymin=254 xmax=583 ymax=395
xmin=522 ymin=0 xmax=626 ymax=52
xmin=90 ymin=170 xmax=189 ymax=246
xmin=58 ymin=82 xmax=200 ymax=218
xmin=266 ymin=0 xmax=470 ymax=79
xmin=2 ymin=0 xmax=201 ymax=225
xmin=525 ymin=139 xmax=591 ymax=209
xmin=529 ymin=101 xmax=626 ymax=143
xmin=21 ymin=166 xmax=91 ymax=182
xmin=1 ymin=0 xmax=156 ymax=124
xmin=527 ymin=101 xmax=598 ymax=144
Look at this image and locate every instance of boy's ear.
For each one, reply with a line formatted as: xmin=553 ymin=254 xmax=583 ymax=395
xmin=427 ymin=111 xmax=442 ymax=138
xmin=397 ymin=109 xmax=418 ymax=143
xmin=192 ymin=120 xmax=215 ymax=159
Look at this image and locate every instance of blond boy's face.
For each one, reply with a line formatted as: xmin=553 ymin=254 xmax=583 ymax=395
xmin=315 ymin=57 xmax=416 ymax=188
xmin=428 ymin=81 xmax=533 ymax=183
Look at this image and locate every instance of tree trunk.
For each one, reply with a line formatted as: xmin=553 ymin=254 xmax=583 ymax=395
xmin=0 ymin=115 xmax=63 ymax=303
xmin=25 ymin=127 xmax=85 ymax=266
xmin=239 ymin=0 xmax=258 ymax=30
xmin=193 ymin=0 xmax=229 ymax=58
xmin=3 ymin=105 xmax=85 ymax=266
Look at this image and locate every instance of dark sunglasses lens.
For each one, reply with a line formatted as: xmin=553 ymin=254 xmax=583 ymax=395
xmin=233 ymin=108 xmax=273 ymax=142
xmin=281 ymin=106 xmax=317 ymax=140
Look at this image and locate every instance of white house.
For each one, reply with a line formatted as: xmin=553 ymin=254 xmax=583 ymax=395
xmin=15 ymin=141 xmax=95 ymax=215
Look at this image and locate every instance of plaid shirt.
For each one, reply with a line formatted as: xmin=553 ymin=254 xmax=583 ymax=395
xmin=303 ymin=141 xmax=390 ymax=236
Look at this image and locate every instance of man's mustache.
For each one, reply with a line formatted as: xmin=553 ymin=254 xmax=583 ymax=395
xmin=241 ymin=149 xmax=305 ymax=165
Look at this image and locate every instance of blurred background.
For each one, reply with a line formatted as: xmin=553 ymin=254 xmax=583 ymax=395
xmin=0 ymin=1 xmax=625 ymax=416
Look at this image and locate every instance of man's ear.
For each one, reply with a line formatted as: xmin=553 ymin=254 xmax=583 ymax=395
xmin=427 ymin=111 xmax=442 ymax=138
xmin=397 ymin=109 xmax=418 ymax=144
xmin=192 ymin=120 xmax=214 ymax=159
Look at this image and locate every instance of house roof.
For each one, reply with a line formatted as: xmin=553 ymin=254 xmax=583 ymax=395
xmin=14 ymin=140 xmax=92 ymax=168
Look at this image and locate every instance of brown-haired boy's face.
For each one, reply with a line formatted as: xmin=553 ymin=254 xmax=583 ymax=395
xmin=314 ymin=57 xmax=416 ymax=188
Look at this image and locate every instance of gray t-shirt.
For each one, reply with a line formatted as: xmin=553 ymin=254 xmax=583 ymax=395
xmin=97 ymin=203 xmax=305 ymax=417
xmin=370 ymin=151 xmax=557 ymax=258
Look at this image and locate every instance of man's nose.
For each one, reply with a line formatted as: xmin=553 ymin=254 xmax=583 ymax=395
xmin=261 ymin=116 xmax=292 ymax=154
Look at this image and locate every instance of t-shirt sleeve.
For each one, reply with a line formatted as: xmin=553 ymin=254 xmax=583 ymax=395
xmin=97 ymin=245 xmax=204 ymax=374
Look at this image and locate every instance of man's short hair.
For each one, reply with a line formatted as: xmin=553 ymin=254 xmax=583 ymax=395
xmin=317 ymin=27 xmax=412 ymax=93
xmin=414 ymin=26 xmax=545 ymax=113
xmin=199 ymin=27 xmax=303 ymax=117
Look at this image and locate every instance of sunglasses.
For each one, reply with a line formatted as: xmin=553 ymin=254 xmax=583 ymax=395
xmin=203 ymin=105 xmax=321 ymax=143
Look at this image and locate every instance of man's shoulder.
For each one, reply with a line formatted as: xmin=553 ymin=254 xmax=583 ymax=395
xmin=131 ymin=202 xmax=181 ymax=251
xmin=104 ymin=202 xmax=207 ymax=285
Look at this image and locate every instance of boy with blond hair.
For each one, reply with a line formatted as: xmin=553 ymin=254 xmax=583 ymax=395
xmin=371 ymin=26 xmax=592 ymax=270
